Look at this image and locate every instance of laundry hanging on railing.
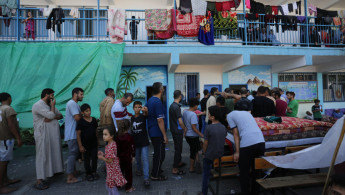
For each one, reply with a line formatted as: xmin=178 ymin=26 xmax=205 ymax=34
xmin=107 ymin=9 xmax=125 ymax=44
xmin=179 ymin=0 xmax=192 ymax=15
xmin=249 ymin=0 xmax=301 ymax=16
xmin=42 ymin=8 xmax=53 ymax=17
xmin=145 ymin=9 xmax=171 ymax=31
xmin=198 ymin=12 xmax=214 ymax=45
xmin=69 ymin=8 xmax=79 ymax=18
xmin=155 ymin=9 xmax=176 ymax=39
xmin=0 ymin=0 xmax=17 ymax=17
xmin=176 ymin=10 xmax=202 ymax=37
xmin=46 ymin=8 xmax=65 ymax=34
xmin=191 ymin=0 xmax=207 ymax=16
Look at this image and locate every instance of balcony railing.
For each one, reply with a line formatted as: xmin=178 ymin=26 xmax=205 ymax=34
xmin=0 ymin=7 xmax=344 ymax=47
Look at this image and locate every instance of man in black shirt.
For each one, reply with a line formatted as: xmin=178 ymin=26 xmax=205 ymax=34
xmin=200 ymin=90 xmax=209 ymax=134
xmin=252 ymin=86 xmax=276 ymax=117
xmin=169 ymin=90 xmax=187 ymax=175
xmin=234 ymin=88 xmax=253 ymax=113
xmin=216 ymin=96 xmax=230 ymax=128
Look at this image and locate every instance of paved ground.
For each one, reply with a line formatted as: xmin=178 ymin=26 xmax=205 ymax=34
xmin=7 ymin=140 xmax=323 ymax=195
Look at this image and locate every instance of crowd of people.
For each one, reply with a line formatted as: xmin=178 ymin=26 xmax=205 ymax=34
xmin=1 ymin=82 xmax=345 ymax=195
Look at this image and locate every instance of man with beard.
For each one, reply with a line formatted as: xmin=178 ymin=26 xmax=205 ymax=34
xmin=65 ymin=88 xmax=84 ymax=184
xmin=110 ymin=93 xmax=133 ymax=132
xmin=32 ymin=88 xmax=63 ymax=190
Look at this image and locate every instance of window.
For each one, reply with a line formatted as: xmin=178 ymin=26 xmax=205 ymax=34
xmin=278 ymin=73 xmax=317 ymax=82
xmin=175 ymin=73 xmax=199 ymax=105
xmin=323 ymin=73 xmax=345 ymax=102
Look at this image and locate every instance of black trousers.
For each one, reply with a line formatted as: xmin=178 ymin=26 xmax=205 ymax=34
xmin=151 ymin=137 xmax=165 ymax=177
xmin=171 ymin=131 xmax=183 ymax=168
xmin=239 ymin=142 xmax=265 ymax=195
xmin=84 ymin=146 xmax=98 ymax=175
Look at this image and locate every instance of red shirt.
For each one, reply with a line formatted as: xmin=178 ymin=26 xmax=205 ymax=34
xmin=275 ymin=99 xmax=288 ymax=117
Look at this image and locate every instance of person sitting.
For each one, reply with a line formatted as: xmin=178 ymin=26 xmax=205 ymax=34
xmin=304 ymin=111 xmax=313 ymax=120
xmin=332 ymin=109 xmax=344 ymax=119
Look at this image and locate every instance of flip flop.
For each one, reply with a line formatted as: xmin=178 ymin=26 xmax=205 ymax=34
xmin=125 ymin=187 xmax=136 ymax=193
xmin=172 ymin=170 xmax=186 ymax=175
xmin=5 ymin=179 xmax=21 ymax=186
xmin=67 ymin=177 xmax=82 ymax=184
xmin=34 ymin=182 xmax=49 ymax=190
xmin=150 ymin=175 xmax=168 ymax=181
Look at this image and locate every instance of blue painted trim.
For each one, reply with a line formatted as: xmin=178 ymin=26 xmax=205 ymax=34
xmin=317 ymin=72 xmax=324 ymax=113
xmin=272 ymin=73 xmax=278 ymax=88
xmin=168 ymin=72 xmax=175 ymax=129
xmin=222 ymin=72 xmax=229 ymax=90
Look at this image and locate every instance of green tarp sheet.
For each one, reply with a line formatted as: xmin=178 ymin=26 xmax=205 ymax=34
xmin=0 ymin=42 xmax=125 ymax=128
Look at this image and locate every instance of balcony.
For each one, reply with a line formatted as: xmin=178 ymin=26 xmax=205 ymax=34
xmin=0 ymin=7 xmax=344 ymax=47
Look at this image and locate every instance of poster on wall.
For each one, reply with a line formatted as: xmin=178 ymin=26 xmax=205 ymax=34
xmin=228 ymin=65 xmax=271 ymax=92
xmin=279 ymin=81 xmax=318 ymax=103
xmin=118 ymin=66 xmax=168 ymax=114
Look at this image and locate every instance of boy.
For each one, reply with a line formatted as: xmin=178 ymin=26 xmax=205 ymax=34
xmin=201 ymin=106 xmax=227 ymax=195
xmin=76 ymin=104 xmax=99 ymax=181
xmin=131 ymin=101 xmax=150 ymax=187
xmin=312 ymin=99 xmax=322 ymax=121
xmin=183 ymin=98 xmax=204 ymax=174
xmin=304 ymin=111 xmax=314 ymax=120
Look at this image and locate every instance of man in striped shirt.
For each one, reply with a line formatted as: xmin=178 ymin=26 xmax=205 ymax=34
xmin=111 ymin=93 xmax=134 ymax=131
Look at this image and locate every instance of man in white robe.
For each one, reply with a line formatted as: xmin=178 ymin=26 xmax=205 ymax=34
xmin=32 ymin=88 xmax=63 ymax=190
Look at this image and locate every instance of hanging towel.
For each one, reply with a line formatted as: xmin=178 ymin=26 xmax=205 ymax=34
xmin=145 ymin=9 xmax=170 ymax=31
xmin=198 ymin=15 xmax=214 ymax=45
xmin=333 ymin=17 xmax=341 ymax=26
xmin=43 ymin=8 xmax=53 ymax=17
xmin=176 ymin=10 xmax=201 ymax=37
xmin=179 ymin=0 xmax=192 ymax=14
xmin=288 ymin=3 xmax=293 ymax=13
xmin=296 ymin=16 xmax=306 ymax=23
xmin=264 ymin=5 xmax=272 ymax=15
xmin=281 ymin=4 xmax=289 ymax=15
xmin=271 ymin=6 xmax=278 ymax=15
xmin=296 ymin=1 xmax=301 ymax=15
xmin=293 ymin=2 xmax=297 ymax=11
xmin=338 ymin=10 xmax=345 ymax=18
xmin=107 ymin=9 xmax=126 ymax=43
xmin=308 ymin=4 xmax=317 ymax=16
xmin=278 ymin=6 xmax=284 ymax=16
xmin=245 ymin=0 xmax=251 ymax=9
xmin=155 ymin=9 xmax=176 ymax=39
xmin=191 ymin=0 xmax=207 ymax=16
xmin=69 ymin=8 xmax=79 ymax=18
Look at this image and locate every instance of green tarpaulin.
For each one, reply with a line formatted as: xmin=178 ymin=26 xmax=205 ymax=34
xmin=0 ymin=42 xmax=125 ymax=128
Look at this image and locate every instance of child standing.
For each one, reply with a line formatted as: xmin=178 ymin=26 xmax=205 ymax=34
xmin=183 ymin=98 xmax=204 ymax=173
xmin=22 ymin=11 xmax=35 ymax=40
xmin=201 ymin=106 xmax=227 ymax=195
xmin=98 ymin=128 xmax=127 ymax=195
xmin=116 ymin=119 xmax=136 ymax=192
xmin=131 ymin=101 xmax=150 ymax=186
xmin=312 ymin=99 xmax=322 ymax=121
xmin=76 ymin=104 xmax=99 ymax=181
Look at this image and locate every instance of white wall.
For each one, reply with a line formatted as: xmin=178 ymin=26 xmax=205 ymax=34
xmin=297 ymin=103 xmax=313 ymax=118
xmin=175 ymin=65 xmax=223 ymax=98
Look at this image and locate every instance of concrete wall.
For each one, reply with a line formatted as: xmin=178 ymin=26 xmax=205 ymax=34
xmin=175 ymin=65 xmax=223 ymax=98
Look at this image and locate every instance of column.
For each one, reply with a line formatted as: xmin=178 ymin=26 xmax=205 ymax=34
xmin=317 ymin=72 xmax=324 ymax=113
xmin=272 ymin=73 xmax=278 ymax=88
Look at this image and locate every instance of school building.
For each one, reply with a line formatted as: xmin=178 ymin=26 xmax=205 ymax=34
xmin=1 ymin=0 xmax=345 ymax=128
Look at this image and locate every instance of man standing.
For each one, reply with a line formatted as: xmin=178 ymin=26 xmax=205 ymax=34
xmin=205 ymin=87 xmax=218 ymax=124
xmin=65 ymin=88 xmax=84 ymax=184
xmin=286 ymin=92 xmax=299 ymax=117
xmin=0 ymin=93 xmax=22 ymax=194
xmin=222 ymin=88 xmax=241 ymax=113
xmin=110 ymin=93 xmax=133 ymax=132
xmin=252 ymin=86 xmax=275 ymax=117
xmin=32 ymin=88 xmax=63 ymax=190
xmin=146 ymin=82 xmax=168 ymax=181
xmin=200 ymin=90 xmax=209 ymax=134
xmin=169 ymin=90 xmax=187 ymax=175
xmin=234 ymin=88 xmax=253 ymax=112
xmin=273 ymin=91 xmax=287 ymax=117
xmin=99 ymin=88 xmax=115 ymax=130
xmin=227 ymin=108 xmax=265 ymax=195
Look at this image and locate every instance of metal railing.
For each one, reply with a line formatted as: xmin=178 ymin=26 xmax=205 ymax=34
xmin=0 ymin=7 xmax=344 ymax=47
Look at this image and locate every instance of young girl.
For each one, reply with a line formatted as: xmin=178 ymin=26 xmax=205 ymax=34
xmin=21 ymin=11 xmax=35 ymax=40
xmin=116 ymin=119 xmax=136 ymax=193
xmin=98 ymin=128 xmax=127 ymax=195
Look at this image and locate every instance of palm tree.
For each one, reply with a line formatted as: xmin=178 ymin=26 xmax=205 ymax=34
xmin=119 ymin=68 xmax=138 ymax=93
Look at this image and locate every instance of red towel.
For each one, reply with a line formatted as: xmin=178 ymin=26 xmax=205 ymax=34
xmin=271 ymin=6 xmax=279 ymax=15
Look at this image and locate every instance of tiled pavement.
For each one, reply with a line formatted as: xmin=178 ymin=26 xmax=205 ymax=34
xmin=8 ymin=140 xmax=322 ymax=195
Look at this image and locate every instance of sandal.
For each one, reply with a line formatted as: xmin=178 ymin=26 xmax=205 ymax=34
xmin=86 ymin=175 xmax=94 ymax=182
xmin=34 ymin=182 xmax=49 ymax=190
xmin=126 ymin=187 xmax=136 ymax=193
xmin=150 ymin=175 xmax=168 ymax=181
xmin=172 ymin=170 xmax=186 ymax=175
xmin=92 ymin=173 xmax=100 ymax=180
xmin=143 ymin=180 xmax=150 ymax=187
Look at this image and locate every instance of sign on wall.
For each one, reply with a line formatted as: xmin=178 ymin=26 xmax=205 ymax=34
xmin=279 ymin=81 xmax=318 ymax=103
